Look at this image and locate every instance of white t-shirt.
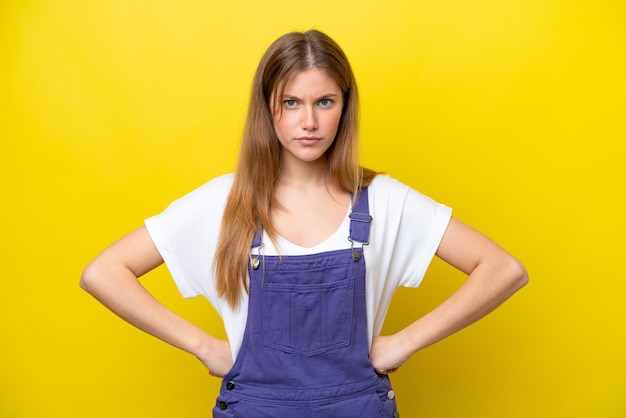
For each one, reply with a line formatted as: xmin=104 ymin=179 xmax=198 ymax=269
xmin=145 ymin=174 xmax=452 ymax=359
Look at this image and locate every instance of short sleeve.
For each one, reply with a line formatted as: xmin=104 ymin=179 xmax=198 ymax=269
xmin=394 ymin=185 xmax=452 ymax=287
xmin=144 ymin=174 xmax=234 ymax=306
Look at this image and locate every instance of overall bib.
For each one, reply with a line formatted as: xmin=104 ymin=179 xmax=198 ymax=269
xmin=213 ymin=189 xmax=400 ymax=418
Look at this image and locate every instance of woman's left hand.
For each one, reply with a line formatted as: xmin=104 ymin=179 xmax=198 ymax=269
xmin=370 ymin=333 xmax=411 ymax=375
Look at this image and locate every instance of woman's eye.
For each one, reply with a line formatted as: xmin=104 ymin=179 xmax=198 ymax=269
xmin=284 ymin=99 xmax=297 ymax=108
xmin=319 ymin=98 xmax=332 ymax=107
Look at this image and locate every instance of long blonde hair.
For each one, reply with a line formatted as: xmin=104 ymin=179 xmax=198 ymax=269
xmin=214 ymin=30 xmax=376 ymax=308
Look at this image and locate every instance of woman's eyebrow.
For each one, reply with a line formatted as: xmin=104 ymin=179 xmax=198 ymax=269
xmin=281 ymin=92 xmax=340 ymax=99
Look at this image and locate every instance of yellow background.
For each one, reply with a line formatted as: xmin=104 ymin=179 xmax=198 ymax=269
xmin=2 ymin=1 xmax=625 ymax=417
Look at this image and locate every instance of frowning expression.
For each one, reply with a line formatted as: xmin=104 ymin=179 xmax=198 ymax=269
xmin=272 ymin=67 xmax=344 ymax=167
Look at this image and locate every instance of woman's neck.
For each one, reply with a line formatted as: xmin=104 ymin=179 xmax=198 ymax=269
xmin=272 ymin=156 xmax=351 ymax=248
xmin=277 ymin=155 xmax=331 ymax=189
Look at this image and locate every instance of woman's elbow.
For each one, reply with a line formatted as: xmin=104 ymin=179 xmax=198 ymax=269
xmin=80 ymin=262 xmax=95 ymax=293
xmin=80 ymin=258 xmax=107 ymax=295
xmin=506 ymin=255 xmax=529 ymax=292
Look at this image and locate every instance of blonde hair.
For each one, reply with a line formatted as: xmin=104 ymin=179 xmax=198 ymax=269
xmin=214 ymin=30 xmax=376 ymax=308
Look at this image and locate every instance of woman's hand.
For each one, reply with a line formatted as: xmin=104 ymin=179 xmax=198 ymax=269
xmin=196 ymin=338 xmax=234 ymax=378
xmin=370 ymin=333 xmax=411 ymax=375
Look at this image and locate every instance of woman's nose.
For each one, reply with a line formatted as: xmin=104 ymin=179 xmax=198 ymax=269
xmin=301 ymin=107 xmax=317 ymax=130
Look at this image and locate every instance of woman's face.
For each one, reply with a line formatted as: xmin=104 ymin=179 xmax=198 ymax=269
xmin=272 ymin=67 xmax=344 ymax=168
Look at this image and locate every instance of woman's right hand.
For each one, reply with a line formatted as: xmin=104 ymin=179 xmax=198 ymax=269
xmin=196 ymin=337 xmax=233 ymax=378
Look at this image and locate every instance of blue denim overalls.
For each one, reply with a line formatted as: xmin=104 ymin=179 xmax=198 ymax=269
xmin=213 ymin=188 xmax=400 ymax=417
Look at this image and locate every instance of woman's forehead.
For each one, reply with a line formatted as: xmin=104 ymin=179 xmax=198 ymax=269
xmin=274 ymin=67 xmax=341 ymax=96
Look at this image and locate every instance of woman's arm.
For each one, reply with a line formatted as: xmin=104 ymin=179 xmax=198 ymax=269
xmin=80 ymin=226 xmax=233 ymax=377
xmin=370 ymin=217 xmax=529 ymax=374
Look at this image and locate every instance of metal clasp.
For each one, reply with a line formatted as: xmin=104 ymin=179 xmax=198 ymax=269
xmin=250 ymin=243 xmax=264 ymax=269
xmin=348 ymin=236 xmax=368 ymax=261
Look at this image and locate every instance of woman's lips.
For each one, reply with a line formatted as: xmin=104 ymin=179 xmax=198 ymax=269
xmin=296 ymin=136 xmax=321 ymax=145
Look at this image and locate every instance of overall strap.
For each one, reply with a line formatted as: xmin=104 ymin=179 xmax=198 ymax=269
xmin=349 ymin=187 xmax=372 ymax=261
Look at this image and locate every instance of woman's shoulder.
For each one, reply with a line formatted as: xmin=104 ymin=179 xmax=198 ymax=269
xmin=369 ymin=174 xmax=450 ymax=211
xmin=368 ymin=174 xmax=410 ymax=197
xmin=157 ymin=173 xmax=235 ymax=217
xmin=195 ymin=173 xmax=235 ymax=194
xmin=172 ymin=173 xmax=234 ymax=202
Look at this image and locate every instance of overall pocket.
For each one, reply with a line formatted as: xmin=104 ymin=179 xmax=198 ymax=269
xmin=261 ymin=277 xmax=355 ymax=356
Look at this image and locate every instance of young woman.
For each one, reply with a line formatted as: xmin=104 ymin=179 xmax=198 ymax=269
xmin=81 ymin=30 xmax=528 ymax=417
